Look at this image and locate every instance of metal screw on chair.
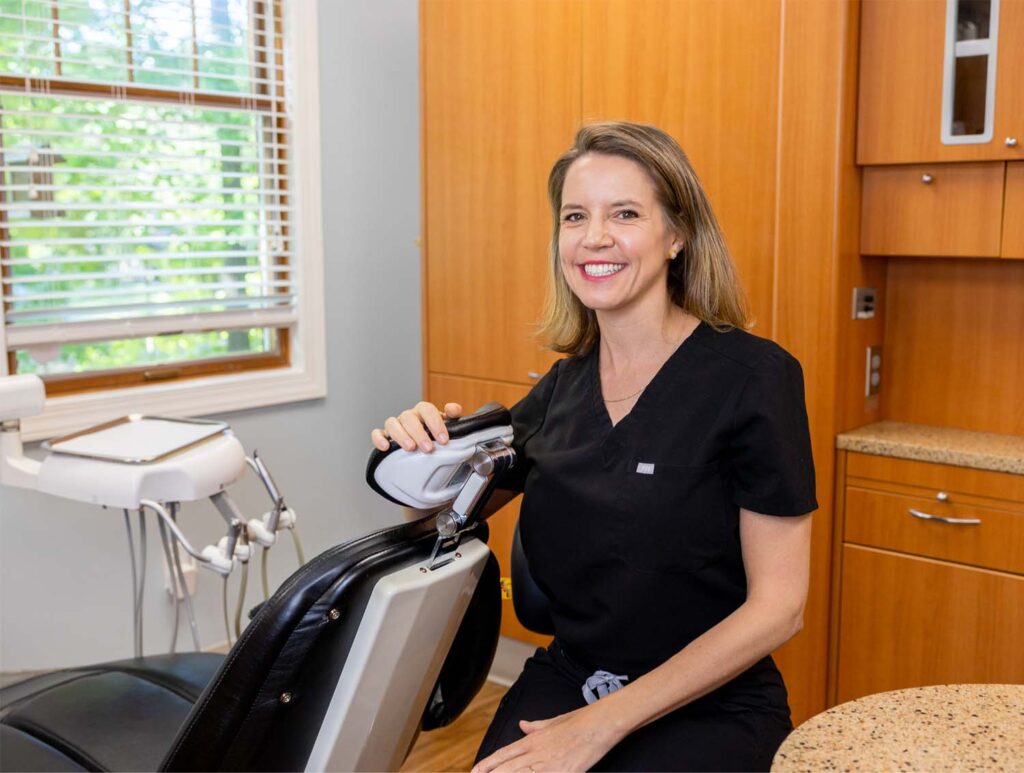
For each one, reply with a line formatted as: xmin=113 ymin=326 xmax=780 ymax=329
xmin=328 ymin=608 xmax=340 ymax=621
xmin=280 ymin=692 xmax=293 ymax=704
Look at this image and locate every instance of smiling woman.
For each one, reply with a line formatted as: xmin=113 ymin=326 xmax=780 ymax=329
xmin=374 ymin=122 xmax=817 ymax=773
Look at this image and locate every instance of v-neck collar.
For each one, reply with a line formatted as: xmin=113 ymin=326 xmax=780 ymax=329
xmin=589 ymin=319 xmax=707 ymax=436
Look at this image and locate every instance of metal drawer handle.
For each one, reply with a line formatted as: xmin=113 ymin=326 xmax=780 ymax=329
xmin=527 ymin=371 xmax=542 ymax=380
xmin=921 ymin=173 xmax=934 ymax=184
xmin=908 ymin=508 xmax=980 ymax=525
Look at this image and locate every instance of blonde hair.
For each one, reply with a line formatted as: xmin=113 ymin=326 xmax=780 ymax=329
xmin=538 ymin=122 xmax=750 ymax=355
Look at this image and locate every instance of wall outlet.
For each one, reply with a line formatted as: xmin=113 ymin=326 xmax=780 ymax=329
xmin=853 ymin=287 xmax=877 ymax=319
xmin=164 ymin=552 xmax=198 ymax=600
xmin=865 ymin=345 xmax=882 ymax=397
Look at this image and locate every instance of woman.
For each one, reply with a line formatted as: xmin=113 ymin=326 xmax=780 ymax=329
xmin=371 ymin=122 xmax=816 ymax=772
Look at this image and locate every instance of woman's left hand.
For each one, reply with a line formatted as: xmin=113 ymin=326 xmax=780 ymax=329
xmin=471 ymin=705 xmax=622 ymax=773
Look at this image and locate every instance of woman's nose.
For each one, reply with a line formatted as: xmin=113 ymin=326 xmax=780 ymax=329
xmin=582 ymin=218 xmax=612 ymax=249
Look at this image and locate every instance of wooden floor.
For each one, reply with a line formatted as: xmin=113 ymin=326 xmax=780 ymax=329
xmin=402 ymin=680 xmax=508 ymax=772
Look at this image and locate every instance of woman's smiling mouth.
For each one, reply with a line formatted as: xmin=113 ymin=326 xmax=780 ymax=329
xmin=580 ymin=262 xmax=626 ymax=280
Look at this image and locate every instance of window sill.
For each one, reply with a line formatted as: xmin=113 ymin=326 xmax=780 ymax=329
xmin=20 ymin=361 xmax=327 ymax=443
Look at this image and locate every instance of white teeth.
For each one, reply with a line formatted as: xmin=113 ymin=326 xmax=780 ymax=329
xmin=583 ymin=263 xmax=625 ymax=277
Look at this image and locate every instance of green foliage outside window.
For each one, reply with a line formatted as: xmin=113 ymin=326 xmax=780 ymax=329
xmin=0 ymin=0 xmax=285 ymax=376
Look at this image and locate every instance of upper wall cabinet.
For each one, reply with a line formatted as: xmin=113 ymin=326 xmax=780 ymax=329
xmin=858 ymin=0 xmax=1024 ymax=164
xmin=422 ymin=0 xmax=578 ymax=384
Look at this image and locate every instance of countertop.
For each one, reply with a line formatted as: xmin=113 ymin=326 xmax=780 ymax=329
xmin=773 ymin=683 xmax=1024 ymax=772
xmin=836 ymin=421 xmax=1024 ymax=475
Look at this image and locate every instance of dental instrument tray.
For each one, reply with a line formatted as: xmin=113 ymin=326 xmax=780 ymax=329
xmin=42 ymin=415 xmax=231 ymax=464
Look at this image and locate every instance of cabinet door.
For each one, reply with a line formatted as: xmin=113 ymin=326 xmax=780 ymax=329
xmin=1003 ymin=162 xmax=1024 ymax=258
xmin=994 ymin=0 xmax=1024 ymax=161
xmin=422 ymin=0 xmax=577 ymax=385
xmin=860 ymin=163 xmax=1004 ymax=257
xmin=837 ymin=545 xmax=1024 ymax=703
xmin=427 ymin=372 xmax=551 ymax=647
xmin=858 ymin=0 xmax=1020 ymax=164
xmin=580 ymin=0 xmax=780 ymax=328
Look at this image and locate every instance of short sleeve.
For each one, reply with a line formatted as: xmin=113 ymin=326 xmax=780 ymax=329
xmin=727 ymin=348 xmax=817 ymax=516
xmin=496 ymin=359 xmax=560 ymax=493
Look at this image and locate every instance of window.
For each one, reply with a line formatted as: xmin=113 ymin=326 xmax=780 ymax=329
xmin=0 ymin=0 xmax=325 ymax=439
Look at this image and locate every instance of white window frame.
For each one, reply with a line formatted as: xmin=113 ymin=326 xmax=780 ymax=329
xmin=4 ymin=1 xmax=327 ymax=443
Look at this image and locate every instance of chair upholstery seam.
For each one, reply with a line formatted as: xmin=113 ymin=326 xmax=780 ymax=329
xmin=105 ymin=666 xmax=209 ymax=704
xmin=0 ymin=671 xmax=102 ymax=719
xmin=2 ymin=715 xmax=105 ymax=771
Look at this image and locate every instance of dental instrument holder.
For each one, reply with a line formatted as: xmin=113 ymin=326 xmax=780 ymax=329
xmin=0 ymin=375 xmax=299 ymax=651
xmin=245 ymin=450 xmax=295 ymax=547
xmin=366 ymin=402 xmax=515 ymax=569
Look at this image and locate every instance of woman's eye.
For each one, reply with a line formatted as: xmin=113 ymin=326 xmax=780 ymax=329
xmin=616 ymin=209 xmax=639 ymax=219
xmin=563 ymin=212 xmax=584 ymax=223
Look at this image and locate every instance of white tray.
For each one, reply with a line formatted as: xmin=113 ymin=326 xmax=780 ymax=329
xmin=42 ymin=415 xmax=229 ymax=464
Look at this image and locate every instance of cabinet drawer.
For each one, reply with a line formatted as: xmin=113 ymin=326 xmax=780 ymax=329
xmin=861 ymin=163 xmax=1004 ymax=257
xmin=846 ymin=453 xmax=1024 ymax=505
xmin=836 ymin=545 xmax=1024 ymax=703
xmin=845 ymin=487 xmax=1024 ymax=575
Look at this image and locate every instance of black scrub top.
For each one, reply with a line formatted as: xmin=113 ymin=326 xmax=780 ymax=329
xmin=499 ymin=320 xmax=817 ymax=713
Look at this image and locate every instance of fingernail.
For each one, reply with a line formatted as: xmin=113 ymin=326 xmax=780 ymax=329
xmin=439 ymin=432 xmax=449 ymax=443
xmin=420 ymin=440 xmax=432 ymax=452
xmin=404 ymin=441 xmax=415 ymax=452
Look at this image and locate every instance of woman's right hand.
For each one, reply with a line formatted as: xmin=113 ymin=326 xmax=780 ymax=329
xmin=370 ymin=401 xmax=464 ymax=454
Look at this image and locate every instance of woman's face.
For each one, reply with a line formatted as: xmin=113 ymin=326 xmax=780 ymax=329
xmin=558 ymin=153 xmax=682 ymax=317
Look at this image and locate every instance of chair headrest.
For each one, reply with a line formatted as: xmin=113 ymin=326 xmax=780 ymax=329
xmin=364 ymin=402 xmax=512 ymax=510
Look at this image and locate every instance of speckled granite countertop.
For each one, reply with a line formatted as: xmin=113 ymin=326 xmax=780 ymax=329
xmin=773 ymin=684 xmax=1024 ymax=772
xmin=836 ymin=421 xmax=1024 ymax=475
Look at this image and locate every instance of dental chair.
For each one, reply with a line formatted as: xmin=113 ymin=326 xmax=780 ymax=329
xmin=0 ymin=403 xmax=516 ymax=772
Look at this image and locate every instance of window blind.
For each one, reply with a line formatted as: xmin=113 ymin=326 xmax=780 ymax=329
xmin=0 ymin=0 xmax=296 ymax=375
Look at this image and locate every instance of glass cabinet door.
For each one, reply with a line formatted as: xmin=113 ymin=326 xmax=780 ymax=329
xmin=858 ymin=0 xmax=1023 ymax=163
xmin=941 ymin=0 xmax=999 ymax=145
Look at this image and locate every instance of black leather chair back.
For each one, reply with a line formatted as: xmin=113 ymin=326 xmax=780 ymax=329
xmin=161 ymin=517 xmax=499 ymax=771
xmin=510 ymin=519 xmax=554 ymax=636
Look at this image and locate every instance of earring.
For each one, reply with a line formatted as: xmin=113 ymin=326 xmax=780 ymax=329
xmin=668 ymin=249 xmax=677 ymax=261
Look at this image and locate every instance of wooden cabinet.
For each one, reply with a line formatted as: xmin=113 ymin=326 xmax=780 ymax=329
xmin=1003 ymin=162 xmax=1024 ymax=258
xmin=860 ymin=163 xmax=1004 ymax=257
xmin=832 ymin=452 xmax=1024 ymax=704
xmin=858 ymin=0 xmax=1024 ymax=165
xmin=422 ymin=0 xmax=575 ymax=385
xmin=422 ymin=0 xmax=577 ymax=646
xmin=836 ymin=545 xmax=1024 ymax=703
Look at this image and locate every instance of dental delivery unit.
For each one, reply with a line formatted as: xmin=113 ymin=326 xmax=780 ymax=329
xmin=0 ymin=373 xmax=519 ymax=771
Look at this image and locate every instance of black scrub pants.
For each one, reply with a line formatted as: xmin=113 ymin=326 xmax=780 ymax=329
xmin=475 ymin=643 xmax=792 ymax=772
